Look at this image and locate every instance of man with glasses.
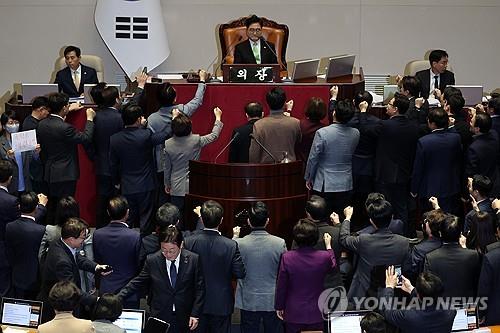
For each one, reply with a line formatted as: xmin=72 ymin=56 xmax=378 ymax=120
xmin=39 ymin=217 xmax=111 ymax=322
xmin=233 ymin=15 xmax=278 ymax=65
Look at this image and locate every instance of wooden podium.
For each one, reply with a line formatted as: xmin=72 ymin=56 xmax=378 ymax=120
xmin=185 ymin=160 xmax=307 ymax=244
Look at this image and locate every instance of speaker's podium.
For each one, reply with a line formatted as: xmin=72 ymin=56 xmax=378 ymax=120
xmin=185 ymin=160 xmax=307 ymax=244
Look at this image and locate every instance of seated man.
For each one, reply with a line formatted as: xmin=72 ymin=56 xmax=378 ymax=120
xmin=54 ymin=45 xmax=99 ymax=97
xmin=233 ymin=15 xmax=278 ymax=65
xmin=415 ymin=49 xmax=455 ymax=99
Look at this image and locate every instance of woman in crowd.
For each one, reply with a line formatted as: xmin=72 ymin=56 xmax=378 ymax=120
xmin=296 ymin=97 xmax=326 ymax=162
xmin=92 ymin=294 xmax=126 ymax=333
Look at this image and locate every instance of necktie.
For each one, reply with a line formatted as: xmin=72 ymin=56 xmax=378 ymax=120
xmin=73 ymin=70 xmax=80 ymax=90
xmin=169 ymin=260 xmax=177 ymax=288
xmin=434 ymin=75 xmax=439 ymax=91
xmin=252 ymin=43 xmax=261 ymax=64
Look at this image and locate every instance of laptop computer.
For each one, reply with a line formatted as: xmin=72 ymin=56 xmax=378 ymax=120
xmin=325 ymin=54 xmax=356 ymax=80
xmin=1 ymin=297 xmax=43 ymax=330
xmin=84 ymin=84 xmax=121 ymax=104
xmin=113 ymin=309 xmax=145 ymax=333
xmin=448 ymin=85 xmax=483 ymax=107
xmin=328 ymin=310 xmax=370 ymax=333
xmin=451 ymin=303 xmax=479 ymax=332
xmin=291 ymin=59 xmax=320 ymax=81
xmin=21 ymin=83 xmax=58 ymax=103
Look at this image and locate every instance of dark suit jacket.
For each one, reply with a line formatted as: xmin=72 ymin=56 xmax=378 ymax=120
xmin=406 ymin=97 xmax=430 ymax=126
xmin=22 ymin=115 xmax=41 ymax=132
xmin=403 ymin=237 xmax=442 ymax=282
xmin=411 ymin=129 xmax=462 ymax=198
xmin=37 ymin=115 xmax=94 ymax=183
xmin=118 ymin=249 xmax=204 ymax=330
xmin=228 ymin=119 xmax=258 ymax=163
xmin=478 ymin=246 xmax=500 ymax=325
xmin=466 ymin=131 xmax=500 ymax=194
xmin=54 ymin=64 xmax=98 ymax=97
xmin=340 ymin=219 xmax=409 ymax=299
xmin=382 ymin=288 xmax=456 ymax=333
xmin=5 ymin=216 xmax=45 ymax=292
xmin=275 ymin=247 xmax=336 ymax=324
xmin=92 ymin=222 xmax=141 ymax=298
xmin=93 ymin=107 xmax=124 ymax=176
xmin=39 ymin=239 xmax=97 ymax=301
xmin=415 ymin=69 xmax=455 ymax=99
xmin=109 ymin=127 xmax=166 ymax=194
xmin=374 ymin=115 xmax=419 ymax=185
xmin=358 ymin=218 xmax=405 ymax=236
xmin=233 ymin=39 xmax=278 ymax=65
xmin=184 ymin=230 xmax=246 ymax=316
xmin=424 ymin=243 xmax=481 ymax=298
xmin=0 ymin=188 xmax=20 ymax=293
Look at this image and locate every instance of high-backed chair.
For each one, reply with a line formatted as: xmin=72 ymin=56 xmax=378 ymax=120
xmin=404 ymin=60 xmax=429 ymax=76
xmin=55 ymin=55 xmax=104 ymax=82
xmin=218 ymin=16 xmax=289 ymax=73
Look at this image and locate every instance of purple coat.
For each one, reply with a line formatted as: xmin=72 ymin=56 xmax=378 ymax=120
xmin=275 ymin=247 xmax=336 ymax=324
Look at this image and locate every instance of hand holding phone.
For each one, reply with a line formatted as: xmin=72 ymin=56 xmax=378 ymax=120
xmin=395 ymin=266 xmax=402 ymax=287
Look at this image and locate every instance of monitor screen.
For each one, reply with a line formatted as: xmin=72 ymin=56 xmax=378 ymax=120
xmin=1 ymin=297 xmax=43 ymax=328
xmin=21 ymin=83 xmax=59 ymax=103
xmin=291 ymin=59 xmax=320 ymax=81
xmin=113 ymin=309 xmax=145 ymax=333
xmin=326 ymin=55 xmax=356 ymax=79
xmin=329 ymin=310 xmax=370 ymax=333
xmin=451 ymin=304 xmax=478 ymax=331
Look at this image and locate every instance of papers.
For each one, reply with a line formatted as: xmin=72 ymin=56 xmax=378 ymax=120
xmin=427 ymin=96 xmax=441 ymax=107
xmin=369 ymin=91 xmax=384 ymax=104
xmin=3 ymin=327 xmax=31 ymax=333
xmin=157 ymin=74 xmax=184 ymax=80
xmin=11 ymin=130 xmax=37 ymax=153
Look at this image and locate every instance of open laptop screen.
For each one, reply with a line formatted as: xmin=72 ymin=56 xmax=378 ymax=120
xmin=21 ymin=83 xmax=58 ymax=103
xmin=113 ymin=309 xmax=145 ymax=333
xmin=328 ymin=310 xmax=370 ymax=333
xmin=1 ymin=297 xmax=43 ymax=329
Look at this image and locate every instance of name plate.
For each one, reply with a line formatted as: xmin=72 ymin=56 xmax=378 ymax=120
xmin=222 ymin=64 xmax=281 ymax=83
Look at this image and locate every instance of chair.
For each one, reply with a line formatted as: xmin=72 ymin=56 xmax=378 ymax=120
xmin=218 ymin=16 xmax=289 ymax=74
xmin=403 ymin=60 xmax=429 ymax=76
xmin=54 ymin=55 xmax=104 ymax=82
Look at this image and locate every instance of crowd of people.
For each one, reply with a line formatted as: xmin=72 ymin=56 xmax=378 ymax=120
xmin=1 ymin=40 xmax=500 ymax=333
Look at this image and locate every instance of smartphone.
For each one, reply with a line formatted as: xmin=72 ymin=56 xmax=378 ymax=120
xmin=100 ymin=265 xmax=113 ymax=273
xmin=395 ymin=265 xmax=402 ymax=287
xmin=142 ymin=66 xmax=148 ymax=74
xmin=144 ymin=317 xmax=170 ymax=333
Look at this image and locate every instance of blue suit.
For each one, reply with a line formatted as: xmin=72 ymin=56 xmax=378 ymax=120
xmin=411 ymin=129 xmax=462 ymax=214
xmin=54 ymin=64 xmax=98 ymax=97
xmin=93 ymin=222 xmax=141 ymax=307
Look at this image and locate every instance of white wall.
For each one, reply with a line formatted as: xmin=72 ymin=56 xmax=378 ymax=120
xmin=1 ymin=0 xmax=499 ymax=110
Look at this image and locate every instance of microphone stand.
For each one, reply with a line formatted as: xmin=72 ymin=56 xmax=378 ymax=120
xmin=260 ymin=36 xmax=292 ymax=83
xmin=214 ymin=132 xmax=240 ymax=163
xmin=208 ymin=36 xmax=243 ymax=83
xmin=250 ymin=133 xmax=278 ymax=163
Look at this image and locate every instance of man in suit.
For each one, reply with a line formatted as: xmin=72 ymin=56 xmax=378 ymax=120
xmin=340 ymin=200 xmax=409 ymax=300
xmin=93 ymin=196 xmax=142 ymax=308
xmin=232 ymin=201 xmax=286 ymax=333
xmin=305 ymin=100 xmax=359 ymax=215
xmin=38 ymin=281 xmax=95 ymax=333
xmin=382 ymin=268 xmax=456 ymax=333
xmin=443 ymin=89 xmax=472 ymax=149
xmin=424 ymin=215 xmax=481 ymax=298
xmin=415 ymin=49 xmax=455 ymax=99
xmin=249 ymin=87 xmax=300 ymax=163
xmin=356 ymin=193 xmax=405 ymax=236
xmin=148 ymin=70 xmax=207 ymax=207
xmin=119 ymin=225 xmax=204 ymax=333
xmin=54 ymin=45 xmax=99 ymax=97
xmin=466 ymin=112 xmax=500 ymax=196
xmin=37 ymin=93 xmax=95 ymax=221
xmin=39 ymin=218 xmax=110 ymax=321
xmin=5 ymin=192 xmax=46 ymax=299
xmin=292 ymin=195 xmax=344 ymax=288
xmin=229 ymin=102 xmax=263 ymax=163
xmin=411 ymin=108 xmax=462 ymax=215
xmin=403 ymin=208 xmax=445 ymax=283
xmin=233 ymin=15 xmax=278 ymax=65
xmin=374 ymin=93 xmax=419 ymax=236
xmin=478 ymin=215 xmax=500 ymax=325
xmin=0 ymin=160 xmax=20 ymax=296
xmin=110 ymin=104 xmax=167 ymax=236
xmin=399 ymin=76 xmax=429 ymax=129
xmin=464 ymin=175 xmax=495 ymax=234
xmin=184 ymin=200 xmax=246 ymax=333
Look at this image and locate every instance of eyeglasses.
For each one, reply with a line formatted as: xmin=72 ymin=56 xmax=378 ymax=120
xmin=248 ymin=28 xmax=262 ymax=34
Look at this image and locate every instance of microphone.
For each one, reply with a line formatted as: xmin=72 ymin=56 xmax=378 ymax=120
xmin=214 ymin=132 xmax=240 ymax=163
xmin=249 ymin=133 xmax=278 ymax=163
xmin=260 ymin=36 xmax=292 ymax=83
xmin=207 ymin=35 xmax=244 ymax=83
